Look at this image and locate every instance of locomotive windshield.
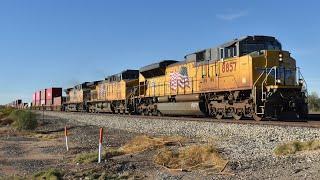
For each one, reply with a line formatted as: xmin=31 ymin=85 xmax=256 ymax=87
xmin=239 ymin=36 xmax=282 ymax=56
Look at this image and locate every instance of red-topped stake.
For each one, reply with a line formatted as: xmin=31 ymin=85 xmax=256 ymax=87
xmin=98 ymin=128 xmax=103 ymax=163
xmin=65 ymin=126 xmax=69 ymax=151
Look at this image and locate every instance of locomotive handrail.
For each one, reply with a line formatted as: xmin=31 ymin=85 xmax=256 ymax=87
xmin=297 ymin=67 xmax=308 ymax=97
xmin=261 ymin=66 xmax=277 ymax=103
xmin=252 ymin=68 xmax=267 ymax=113
xmin=261 ymin=66 xmax=277 ymax=87
xmin=252 ymin=66 xmax=277 ymax=115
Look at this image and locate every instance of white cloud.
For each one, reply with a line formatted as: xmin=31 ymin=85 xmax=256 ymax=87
xmin=216 ymin=10 xmax=248 ymax=21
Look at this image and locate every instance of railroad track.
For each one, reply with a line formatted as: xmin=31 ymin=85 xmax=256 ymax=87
xmin=41 ymin=110 xmax=320 ymax=129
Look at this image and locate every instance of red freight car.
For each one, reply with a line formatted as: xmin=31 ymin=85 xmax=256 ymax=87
xmin=45 ymin=88 xmax=62 ymax=106
xmin=40 ymin=89 xmax=46 ymax=106
xmin=53 ymin=96 xmax=65 ymax=111
xmin=32 ymin=93 xmax=36 ymax=107
xmin=35 ymin=91 xmax=41 ymax=107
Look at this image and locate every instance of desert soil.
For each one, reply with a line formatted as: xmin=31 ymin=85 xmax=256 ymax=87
xmin=1 ymin=112 xmax=320 ymax=179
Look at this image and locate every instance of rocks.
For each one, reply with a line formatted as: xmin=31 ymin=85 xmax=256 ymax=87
xmin=40 ymin=111 xmax=320 ymax=179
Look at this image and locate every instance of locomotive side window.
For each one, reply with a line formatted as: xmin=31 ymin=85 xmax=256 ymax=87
xmin=196 ymin=51 xmax=206 ymax=62
xmin=202 ymin=65 xmax=207 ymax=78
xmin=223 ymin=45 xmax=237 ymax=59
xmin=232 ymin=46 xmax=237 ymax=57
xmin=220 ymin=48 xmax=224 ymax=59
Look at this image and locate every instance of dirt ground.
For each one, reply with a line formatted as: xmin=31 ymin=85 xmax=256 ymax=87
xmin=0 ymin=115 xmax=229 ymax=179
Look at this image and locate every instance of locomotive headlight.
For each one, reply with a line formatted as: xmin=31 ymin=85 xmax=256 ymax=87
xmin=279 ymin=53 xmax=283 ymax=62
xmin=298 ymin=79 xmax=304 ymax=85
xmin=276 ymin=79 xmax=282 ymax=84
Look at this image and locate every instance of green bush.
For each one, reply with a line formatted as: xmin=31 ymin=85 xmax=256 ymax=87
xmin=74 ymin=147 xmax=123 ymax=164
xmin=308 ymin=92 xmax=320 ymax=112
xmin=274 ymin=140 xmax=320 ymax=156
xmin=74 ymin=151 xmax=100 ymax=164
xmin=32 ymin=168 xmax=63 ymax=180
xmin=10 ymin=110 xmax=38 ymax=130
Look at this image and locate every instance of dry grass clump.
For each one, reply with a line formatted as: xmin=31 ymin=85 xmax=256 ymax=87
xmin=119 ymin=135 xmax=185 ymax=154
xmin=154 ymin=145 xmax=228 ymax=172
xmin=74 ymin=135 xmax=184 ymax=164
xmin=34 ymin=133 xmax=61 ymax=140
xmin=274 ymin=140 xmax=320 ymax=156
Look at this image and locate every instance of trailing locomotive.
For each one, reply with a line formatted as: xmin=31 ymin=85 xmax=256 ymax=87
xmin=87 ymin=70 xmax=139 ymax=113
xmin=36 ymin=35 xmax=308 ymax=120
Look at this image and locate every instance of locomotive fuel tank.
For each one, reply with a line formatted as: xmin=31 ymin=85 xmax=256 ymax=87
xmin=157 ymin=101 xmax=205 ymax=116
xmin=175 ymin=94 xmax=200 ymax=102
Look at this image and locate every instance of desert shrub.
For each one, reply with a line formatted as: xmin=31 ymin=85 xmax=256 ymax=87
xmin=10 ymin=110 xmax=38 ymax=130
xmin=308 ymin=92 xmax=320 ymax=112
xmin=274 ymin=140 xmax=320 ymax=156
xmin=0 ymin=107 xmax=14 ymax=119
xmin=74 ymin=147 xmax=124 ymax=164
xmin=32 ymin=168 xmax=63 ymax=180
xmin=74 ymin=151 xmax=100 ymax=164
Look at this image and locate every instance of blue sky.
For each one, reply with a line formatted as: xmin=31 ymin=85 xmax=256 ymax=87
xmin=0 ymin=0 xmax=319 ymax=104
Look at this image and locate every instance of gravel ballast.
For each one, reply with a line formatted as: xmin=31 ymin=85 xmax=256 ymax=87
xmin=40 ymin=111 xmax=320 ymax=179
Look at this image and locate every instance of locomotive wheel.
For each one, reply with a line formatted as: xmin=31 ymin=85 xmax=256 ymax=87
xmin=216 ymin=113 xmax=223 ymax=120
xmin=209 ymin=107 xmax=217 ymax=118
xmin=232 ymin=112 xmax=242 ymax=120
xmin=253 ymin=114 xmax=262 ymax=121
xmin=232 ymin=109 xmax=243 ymax=120
xmin=216 ymin=109 xmax=224 ymax=120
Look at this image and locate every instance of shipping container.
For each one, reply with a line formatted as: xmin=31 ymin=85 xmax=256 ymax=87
xmin=36 ymin=91 xmax=40 ymax=106
xmin=46 ymin=88 xmax=62 ymax=105
xmin=32 ymin=93 xmax=36 ymax=101
xmin=32 ymin=93 xmax=36 ymax=106
xmin=40 ymin=89 xmax=46 ymax=105
xmin=53 ymin=96 xmax=63 ymax=106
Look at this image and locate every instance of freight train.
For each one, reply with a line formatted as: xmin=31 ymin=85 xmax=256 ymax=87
xmin=5 ymin=99 xmax=28 ymax=109
xmin=31 ymin=35 xmax=308 ymax=120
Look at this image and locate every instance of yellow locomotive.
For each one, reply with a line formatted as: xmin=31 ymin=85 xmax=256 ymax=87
xmin=65 ymin=82 xmax=98 ymax=111
xmin=87 ymin=70 xmax=139 ymax=113
xmin=135 ymin=35 xmax=308 ymax=120
xmin=63 ymin=35 xmax=307 ymax=120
